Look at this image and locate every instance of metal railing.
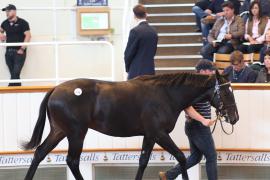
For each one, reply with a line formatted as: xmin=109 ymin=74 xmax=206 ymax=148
xmin=0 ymin=41 xmax=115 ymax=85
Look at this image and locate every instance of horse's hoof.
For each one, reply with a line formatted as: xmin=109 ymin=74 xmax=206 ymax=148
xmin=159 ymin=172 xmax=167 ymax=180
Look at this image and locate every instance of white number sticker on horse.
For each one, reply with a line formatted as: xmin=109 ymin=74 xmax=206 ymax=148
xmin=74 ymin=88 xmax=82 ymax=96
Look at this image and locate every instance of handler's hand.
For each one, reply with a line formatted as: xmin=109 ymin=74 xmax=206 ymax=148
xmin=202 ymin=119 xmax=216 ymax=127
xmin=0 ymin=34 xmax=6 ymax=41
xmin=17 ymin=49 xmax=24 ymax=55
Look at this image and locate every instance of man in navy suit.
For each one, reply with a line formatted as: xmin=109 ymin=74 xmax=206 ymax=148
xmin=124 ymin=4 xmax=158 ymax=80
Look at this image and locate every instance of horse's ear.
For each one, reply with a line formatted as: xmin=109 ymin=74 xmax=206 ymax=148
xmin=215 ymin=69 xmax=220 ymax=76
xmin=215 ymin=69 xmax=221 ymax=80
xmin=222 ymin=72 xmax=230 ymax=81
xmin=216 ymin=69 xmax=230 ymax=82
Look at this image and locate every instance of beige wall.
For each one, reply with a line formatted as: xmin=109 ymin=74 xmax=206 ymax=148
xmin=0 ymin=0 xmax=131 ymax=86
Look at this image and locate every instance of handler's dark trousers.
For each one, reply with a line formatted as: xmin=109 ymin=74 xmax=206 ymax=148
xmin=165 ymin=125 xmax=217 ymax=180
xmin=5 ymin=48 xmax=26 ymax=86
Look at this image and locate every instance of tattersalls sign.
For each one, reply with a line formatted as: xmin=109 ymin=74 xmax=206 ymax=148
xmin=1 ymin=151 xmax=270 ymax=167
xmin=218 ymin=152 xmax=270 ymax=163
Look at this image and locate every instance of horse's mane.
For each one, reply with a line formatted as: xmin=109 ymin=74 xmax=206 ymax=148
xmin=136 ymin=72 xmax=216 ymax=88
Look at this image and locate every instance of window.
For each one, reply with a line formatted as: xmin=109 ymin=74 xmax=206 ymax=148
xmin=0 ymin=166 xmax=67 ymax=180
xmin=94 ymin=163 xmax=174 ymax=180
xmin=201 ymin=164 xmax=270 ymax=180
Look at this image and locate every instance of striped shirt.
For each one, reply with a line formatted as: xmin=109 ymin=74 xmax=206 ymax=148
xmin=186 ymin=101 xmax=211 ymax=126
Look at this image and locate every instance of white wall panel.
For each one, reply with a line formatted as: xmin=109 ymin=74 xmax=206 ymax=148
xmin=112 ymin=137 xmax=127 ymax=149
xmin=17 ymin=93 xmax=31 ymax=149
xmin=170 ymin=112 xmax=189 ymax=148
xmin=84 ymin=129 xmax=100 ymax=149
xmin=0 ymin=95 xmax=4 ymax=151
xmin=249 ymin=90 xmax=264 ymax=148
xmin=1 ymin=90 xmax=270 ymax=152
xmin=2 ymin=94 xmax=18 ymax=150
xmin=232 ymin=90 xmax=251 ymax=149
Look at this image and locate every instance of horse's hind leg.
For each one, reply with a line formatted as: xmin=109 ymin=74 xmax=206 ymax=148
xmin=155 ymin=133 xmax=189 ymax=180
xmin=66 ymin=128 xmax=88 ymax=180
xmin=135 ymin=137 xmax=155 ymax=180
xmin=24 ymin=130 xmax=65 ymax=180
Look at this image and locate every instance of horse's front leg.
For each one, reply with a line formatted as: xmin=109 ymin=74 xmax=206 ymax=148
xmin=156 ymin=132 xmax=189 ymax=180
xmin=135 ymin=136 xmax=155 ymax=180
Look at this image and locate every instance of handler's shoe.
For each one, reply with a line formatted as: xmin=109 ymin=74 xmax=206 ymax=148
xmin=159 ymin=171 xmax=167 ymax=180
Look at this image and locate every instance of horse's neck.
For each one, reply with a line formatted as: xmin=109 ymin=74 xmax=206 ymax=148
xmin=166 ymin=85 xmax=213 ymax=113
xmin=190 ymin=87 xmax=215 ymax=105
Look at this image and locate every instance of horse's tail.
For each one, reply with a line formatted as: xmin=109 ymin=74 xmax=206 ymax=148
xmin=22 ymin=88 xmax=55 ymax=150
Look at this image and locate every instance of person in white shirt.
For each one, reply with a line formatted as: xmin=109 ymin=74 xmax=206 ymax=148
xmin=238 ymin=0 xmax=270 ymax=53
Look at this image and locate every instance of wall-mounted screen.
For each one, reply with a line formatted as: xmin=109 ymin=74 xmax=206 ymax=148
xmin=77 ymin=7 xmax=111 ymax=36
xmin=81 ymin=13 xmax=109 ymax=30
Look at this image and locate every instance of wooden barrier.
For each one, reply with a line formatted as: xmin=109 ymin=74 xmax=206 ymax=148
xmin=1 ymin=148 xmax=270 ymax=156
xmin=0 ymin=86 xmax=53 ymax=94
xmin=1 ymin=84 xmax=270 ymax=94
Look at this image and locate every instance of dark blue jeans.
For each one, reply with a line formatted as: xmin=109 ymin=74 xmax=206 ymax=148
xmin=201 ymin=23 xmax=213 ymax=41
xmin=165 ymin=125 xmax=217 ymax=180
xmin=237 ymin=44 xmax=264 ymax=54
xmin=259 ymin=45 xmax=269 ymax=63
xmin=5 ymin=49 xmax=26 ymax=86
xmin=192 ymin=6 xmax=208 ymax=31
xmin=200 ymin=42 xmax=234 ymax=61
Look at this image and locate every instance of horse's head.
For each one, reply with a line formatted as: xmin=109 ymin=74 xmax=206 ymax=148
xmin=213 ymin=70 xmax=239 ymax=125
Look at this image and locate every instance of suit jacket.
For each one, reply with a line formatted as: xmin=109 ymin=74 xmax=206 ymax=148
xmin=124 ymin=21 xmax=158 ymax=80
xmin=208 ymin=15 xmax=244 ymax=48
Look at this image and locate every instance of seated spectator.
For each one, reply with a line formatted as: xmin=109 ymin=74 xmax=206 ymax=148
xmin=256 ymin=49 xmax=270 ymax=82
xmin=238 ymin=0 xmax=270 ymax=54
xmin=200 ymin=1 xmax=244 ymax=61
xmin=240 ymin=0 xmax=270 ymax=22
xmin=260 ymin=28 xmax=270 ymax=63
xmin=200 ymin=0 xmax=240 ymax=43
xmin=224 ymin=50 xmax=257 ymax=83
xmin=192 ymin=0 xmax=211 ymax=32
xmin=193 ymin=0 xmax=224 ymax=38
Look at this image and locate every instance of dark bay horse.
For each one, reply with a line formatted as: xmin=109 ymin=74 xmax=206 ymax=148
xmin=23 ymin=71 xmax=239 ymax=180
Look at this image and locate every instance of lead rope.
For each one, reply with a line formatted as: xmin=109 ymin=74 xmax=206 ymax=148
xmin=219 ymin=117 xmax=234 ymax=135
xmin=211 ymin=114 xmax=219 ymax=134
xmin=211 ymin=113 xmax=234 ymax=135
